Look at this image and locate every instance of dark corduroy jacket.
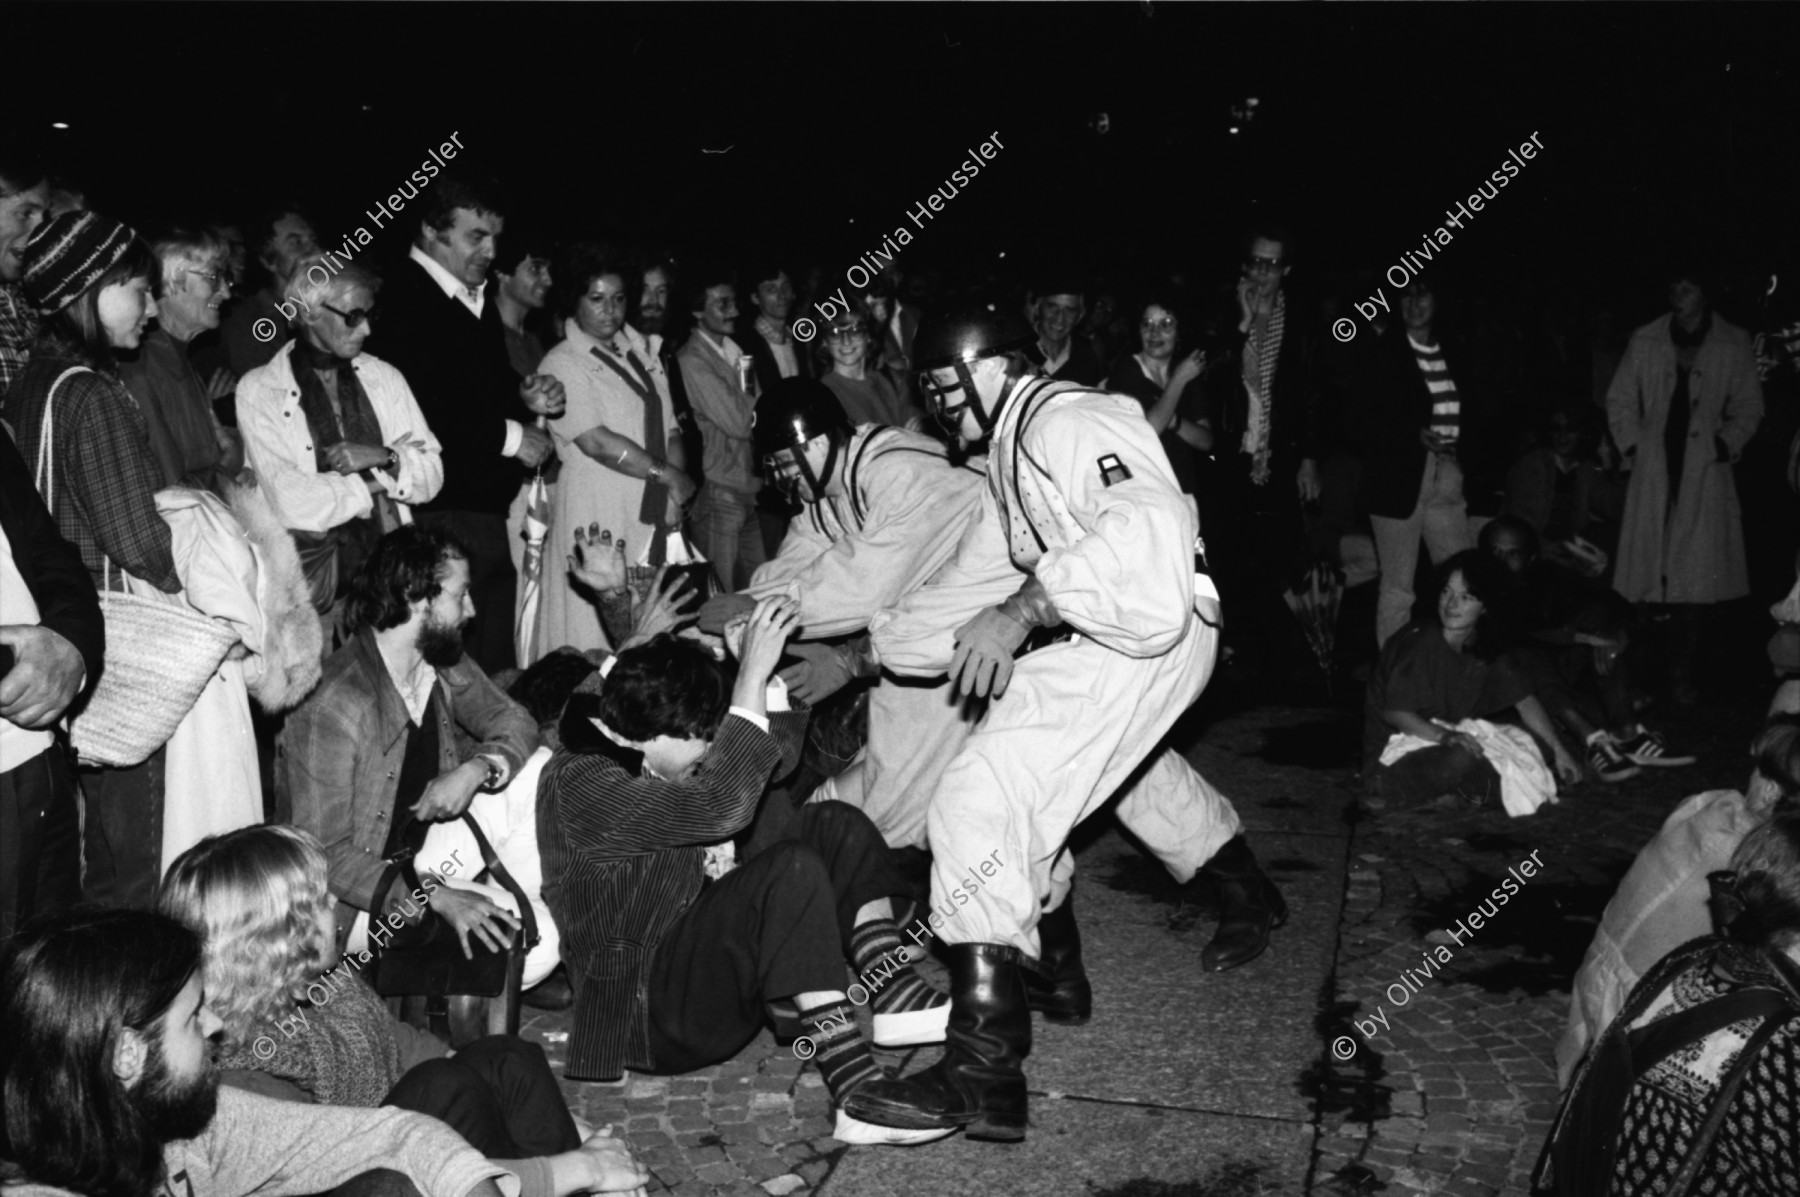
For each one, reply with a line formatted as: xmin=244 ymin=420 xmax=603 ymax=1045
xmin=537 ymin=704 xmax=805 ymax=1080
xmin=366 ymin=259 xmax=535 ymax=516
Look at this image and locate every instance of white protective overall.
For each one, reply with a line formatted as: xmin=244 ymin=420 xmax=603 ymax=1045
xmin=748 ymin=424 xmax=985 ymax=847
xmin=869 ymin=378 xmax=1241 ymax=958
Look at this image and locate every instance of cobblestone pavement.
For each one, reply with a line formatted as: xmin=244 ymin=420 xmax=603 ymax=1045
xmin=511 ymin=688 xmax=1758 ymax=1196
xmin=1305 ymin=696 xmax=1755 ymax=1197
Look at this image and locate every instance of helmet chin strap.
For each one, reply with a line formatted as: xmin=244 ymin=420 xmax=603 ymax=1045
xmin=795 ymin=432 xmax=843 ymax=503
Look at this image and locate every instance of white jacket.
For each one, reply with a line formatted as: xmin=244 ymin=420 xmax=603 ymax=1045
xmin=238 ymin=341 xmax=444 ymax=534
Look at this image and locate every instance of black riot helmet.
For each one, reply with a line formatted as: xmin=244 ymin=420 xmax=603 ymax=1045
xmin=912 ymin=299 xmax=1034 ymax=437
xmin=753 ymin=376 xmax=852 ymax=502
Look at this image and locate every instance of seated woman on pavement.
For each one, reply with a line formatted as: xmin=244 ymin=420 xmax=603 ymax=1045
xmin=157 ymin=824 xmax=649 ymax=1197
xmin=1537 ymin=808 xmax=1800 ymax=1197
xmin=537 ymin=596 xmax=955 ymax=1146
xmin=1480 ymin=516 xmax=1693 ymax=784
xmin=1364 ymin=549 xmax=1586 ymax=808
xmin=1555 ymin=716 xmax=1800 ymax=1087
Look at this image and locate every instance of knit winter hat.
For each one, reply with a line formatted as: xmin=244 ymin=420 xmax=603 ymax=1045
xmin=22 ymin=211 xmax=139 ymax=315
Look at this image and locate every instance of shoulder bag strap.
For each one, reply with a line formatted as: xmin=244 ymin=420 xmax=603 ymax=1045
xmin=32 ymin=367 xmax=96 ymax=506
xmin=459 ymin=811 xmax=540 ymax=950
xmin=1663 ymin=1003 xmax=1793 ymax=1197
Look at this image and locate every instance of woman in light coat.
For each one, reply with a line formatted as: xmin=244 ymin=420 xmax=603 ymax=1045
xmin=238 ymin=256 xmax=443 ymax=647
xmin=1606 ymin=268 xmax=1763 ymax=699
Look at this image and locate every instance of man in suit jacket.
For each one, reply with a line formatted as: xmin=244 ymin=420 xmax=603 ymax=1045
xmin=0 ymin=428 xmax=102 ymax=938
xmin=367 ymin=176 xmax=563 ymax=674
xmin=677 ymin=271 xmax=768 ymax=590
xmin=736 ymin=261 xmax=812 ymax=396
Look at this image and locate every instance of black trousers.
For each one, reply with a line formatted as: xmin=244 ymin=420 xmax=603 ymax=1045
xmin=77 ymin=746 xmax=165 ymax=910
xmin=383 ymin=1034 xmax=579 ymax=1158
xmin=0 ymin=745 xmax=82 ymax=938
xmin=645 ymin=801 xmax=902 ymax=1073
xmin=1373 ymin=744 xmax=1501 ymax=807
xmin=417 ymin=509 xmax=517 ymax=676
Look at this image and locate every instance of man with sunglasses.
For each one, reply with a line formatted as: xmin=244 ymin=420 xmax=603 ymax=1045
xmin=1209 ymin=225 xmax=1326 ymax=686
xmin=237 ymin=256 xmax=444 ymax=642
xmin=849 ymin=301 xmax=1284 ymax=1145
xmin=697 ymin=375 xmax=985 ymax=850
xmin=120 ymin=229 xmax=245 ymax=495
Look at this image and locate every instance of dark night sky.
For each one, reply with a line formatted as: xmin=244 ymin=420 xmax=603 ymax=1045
xmin=14 ymin=3 xmax=1799 ymax=323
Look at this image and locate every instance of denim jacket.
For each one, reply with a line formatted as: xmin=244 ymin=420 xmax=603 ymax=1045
xmin=277 ymin=628 xmax=537 ymax=937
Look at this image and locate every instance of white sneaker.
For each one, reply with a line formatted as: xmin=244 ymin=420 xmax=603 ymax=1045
xmin=833 ymin=1108 xmax=957 ymax=1146
xmin=871 ymin=998 xmax=950 ymax=1048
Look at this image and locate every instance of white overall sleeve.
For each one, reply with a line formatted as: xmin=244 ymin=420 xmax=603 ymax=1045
xmin=868 ymin=491 xmax=1024 ymax=675
xmin=1030 ymin=399 xmax=1196 ymax=658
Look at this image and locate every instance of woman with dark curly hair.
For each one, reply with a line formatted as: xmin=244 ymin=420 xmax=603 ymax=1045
xmin=1364 ymin=549 xmax=1585 ymax=806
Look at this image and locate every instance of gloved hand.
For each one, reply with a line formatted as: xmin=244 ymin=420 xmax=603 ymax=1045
xmin=949 ymin=605 xmax=1030 ymax=699
xmin=778 ymin=642 xmax=857 ymax=704
xmin=697 ymin=591 xmax=757 ymax=634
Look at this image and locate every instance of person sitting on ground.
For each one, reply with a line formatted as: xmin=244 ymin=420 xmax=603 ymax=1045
xmin=0 ymin=908 xmax=645 ymax=1197
xmin=1554 ymin=717 xmax=1800 ymax=1087
xmin=1364 ymin=549 xmax=1586 ymax=807
xmin=1537 ymin=809 xmax=1800 ymax=1196
xmin=1481 ymin=516 xmax=1693 ymax=782
xmin=156 ymin=825 xmax=645 ymax=1197
xmin=279 ymin=526 xmax=551 ymax=997
xmin=536 ymin=598 xmax=954 ymax=1145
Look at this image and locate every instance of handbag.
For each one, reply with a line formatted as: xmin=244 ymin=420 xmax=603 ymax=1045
xmin=32 ymin=367 xmax=241 ymax=767
xmin=369 ymin=811 xmax=540 ymax=1000
xmin=1533 ymin=935 xmax=1800 ymax=1196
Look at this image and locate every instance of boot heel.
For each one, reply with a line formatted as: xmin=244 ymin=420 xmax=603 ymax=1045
xmin=965 ymin=1111 xmax=1028 ymax=1142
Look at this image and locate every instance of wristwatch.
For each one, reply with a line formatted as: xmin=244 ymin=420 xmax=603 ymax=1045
xmin=479 ymin=757 xmax=505 ymax=793
xmin=384 ymin=447 xmax=399 ymax=472
xmin=646 ymin=461 xmax=666 ymax=483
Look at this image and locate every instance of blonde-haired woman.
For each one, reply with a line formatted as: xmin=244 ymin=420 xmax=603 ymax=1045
xmin=158 ymin=825 xmax=648 ymax=1197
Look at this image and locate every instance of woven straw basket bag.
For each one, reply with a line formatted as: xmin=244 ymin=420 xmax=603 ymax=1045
xmin=33 ymin=367 xmax=240 ymax=767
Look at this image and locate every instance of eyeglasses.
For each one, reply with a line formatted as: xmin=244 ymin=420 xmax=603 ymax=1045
xmin=826 ymin=324 xmax=868 ymax=342
xmin=188 ymin=269 xmax=230 ymax=293
xmin=1140 ymin=317 xmax=1176 ymax=333
xmin=323 ymin=302 xmax=378 ymax=328
xmin=1243 ymin=256 xmax=1285 ymax=274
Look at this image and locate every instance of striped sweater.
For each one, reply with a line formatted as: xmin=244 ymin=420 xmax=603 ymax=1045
xmin=1409 ymin=334 xmax=1461 ymax=444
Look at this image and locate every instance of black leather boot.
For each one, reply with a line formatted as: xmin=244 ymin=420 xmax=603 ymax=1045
xmin=1199 ymin=835 xmax=1288 ymax=972
xmin=1024 ymin=888 xmax=1092 ymax=1024
xmin=842 ymin=942 xmax=1033 ymax=1141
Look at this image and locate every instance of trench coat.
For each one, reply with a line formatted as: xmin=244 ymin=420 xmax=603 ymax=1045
xmin=1605 ymin=313 xmax=1763 ymax=604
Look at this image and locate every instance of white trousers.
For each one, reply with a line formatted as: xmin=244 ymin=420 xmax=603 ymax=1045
xmin=1372 ymin=452 xmax=1472 ymax=647
xmin=812 ymin=675 xmax=975 ymax=849
xmin=922 ymin=619 xmax=1241 ymax=958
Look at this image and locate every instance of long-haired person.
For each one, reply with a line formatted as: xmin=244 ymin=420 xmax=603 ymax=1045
xmin=1364 ymin=549 xmax=1585 ymax=807
xmin=0 ymin=907 xmax=536 ymax=1197
xmin=156 ymin=825 xmax=646 ymax=1197
xmin=1104 ymin=296 xmax=1211 ymax=497
xmin=1538 ymin=811 xmax=1800 ymax=1195
xmin=6 ymin=211 xmax=182 ymax=910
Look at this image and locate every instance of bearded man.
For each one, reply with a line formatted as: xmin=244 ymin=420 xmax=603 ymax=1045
xmin=279 ymin=525 xmax=538 ymax=965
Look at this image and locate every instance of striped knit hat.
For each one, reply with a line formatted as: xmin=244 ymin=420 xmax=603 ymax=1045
xmin=21 ymin=211 xmax=139 ymax=315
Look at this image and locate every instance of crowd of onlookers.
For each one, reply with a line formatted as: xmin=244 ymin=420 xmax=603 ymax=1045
xmin=3 ymin=136 xmax=1800 ymax=1196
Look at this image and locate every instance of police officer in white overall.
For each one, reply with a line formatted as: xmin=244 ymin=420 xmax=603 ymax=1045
xmin=697 ymin=376 xmax=987 ymax=854
xmin=851 ymin=302 xmax=1285 ymax=1142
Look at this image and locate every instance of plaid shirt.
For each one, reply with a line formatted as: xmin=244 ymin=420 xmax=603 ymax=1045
xmin=6 ymin=341 xmax=180 ymax=592
xmin=0 ymin=283 xmax=39 ymax=402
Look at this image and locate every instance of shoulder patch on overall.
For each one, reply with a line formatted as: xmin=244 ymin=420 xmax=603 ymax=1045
xmin=1097 ymin=453 xmax=1133 ymax=486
